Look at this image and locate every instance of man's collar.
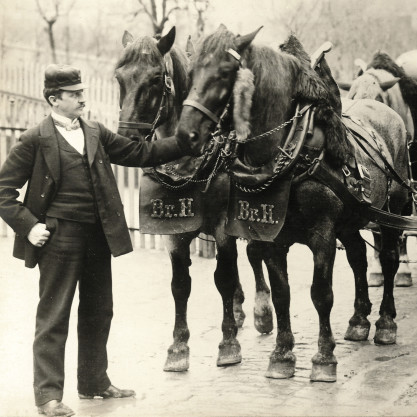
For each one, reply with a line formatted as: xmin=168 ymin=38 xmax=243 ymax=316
xmin=51 ymin=111 xmax=77 ymax=125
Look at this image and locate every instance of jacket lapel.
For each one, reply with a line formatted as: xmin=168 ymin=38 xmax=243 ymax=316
xmin=81 ymin=118 xmax=99 ymax=166
xmin=39 ymin=115 xmax=60 ymax=183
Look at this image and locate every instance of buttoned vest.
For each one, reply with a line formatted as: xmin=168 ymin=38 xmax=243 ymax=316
xmin=46 ymin=130 xmax=97 ymax=223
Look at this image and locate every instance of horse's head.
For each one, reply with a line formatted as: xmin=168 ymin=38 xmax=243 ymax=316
xmin=116 ymin=27 xmax=187 ymax=139
xmin=340 ymin=69 xmax=400 ymax=104
xmin=177 ymin=24 xmax=262 ymax=151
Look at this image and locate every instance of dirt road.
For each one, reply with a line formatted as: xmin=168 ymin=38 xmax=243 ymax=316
xmin=1 ymin=234 xmax=417 ymax=416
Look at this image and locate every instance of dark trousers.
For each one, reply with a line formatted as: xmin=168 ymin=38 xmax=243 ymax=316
xmin=33 ymin=218 xmax=113 ymax=406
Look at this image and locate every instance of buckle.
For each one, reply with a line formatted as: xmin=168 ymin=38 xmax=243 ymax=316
xmin=342 ymin=165 xmax=351 ymax=177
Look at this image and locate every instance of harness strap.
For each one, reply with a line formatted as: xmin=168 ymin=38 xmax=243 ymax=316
xmin=307 ymin=159 xmax=417 ymax=230
xmin=344 ymin=116 xmax=414 ymax=193
xmin=183 ymin=99 xmax=220 ymax=124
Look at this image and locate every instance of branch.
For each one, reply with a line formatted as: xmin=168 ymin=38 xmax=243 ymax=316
xmin=166 ymin=6 xmax=180 ymax=19
xmin=137 ymin=0 xmax=158 ymax=26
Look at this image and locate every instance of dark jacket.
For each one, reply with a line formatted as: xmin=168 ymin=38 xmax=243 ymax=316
xmin=0 ymin=115 xmax=190 ymax=268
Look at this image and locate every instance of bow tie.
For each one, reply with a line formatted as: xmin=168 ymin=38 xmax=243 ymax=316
xmin=54 ymin=118 xmax=81 ymax=131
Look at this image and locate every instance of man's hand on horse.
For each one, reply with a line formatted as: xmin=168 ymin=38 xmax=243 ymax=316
xmin=27 ymin=223 xmax=50 ymax=247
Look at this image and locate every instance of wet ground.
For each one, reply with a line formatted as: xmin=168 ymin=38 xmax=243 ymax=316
xmin=1 ymin=233 xmax=417 ymax=417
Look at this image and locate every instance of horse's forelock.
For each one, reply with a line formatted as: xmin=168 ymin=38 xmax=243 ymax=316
xmin=116 ymin=37 xmax=162 ymax=70
xmin=193 ymin=27 xmax=237 ymax=68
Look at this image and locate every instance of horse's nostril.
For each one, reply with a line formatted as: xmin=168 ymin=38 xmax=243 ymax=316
xmin=189 ymin=132 xmax=199 ymax=142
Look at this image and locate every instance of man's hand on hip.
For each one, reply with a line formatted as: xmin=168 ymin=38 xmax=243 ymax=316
xmin=27 ymin=223 xmax=50 ymax=247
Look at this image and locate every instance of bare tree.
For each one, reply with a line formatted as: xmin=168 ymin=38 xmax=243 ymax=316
xmin=192 ymin=0 xmax=208 ymax=39
xmin=132 ymin=0 xmax=188 ymax=36
xmin=35 ymin=0 xmax=76 ymax=62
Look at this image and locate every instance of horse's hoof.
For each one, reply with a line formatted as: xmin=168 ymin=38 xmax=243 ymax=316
xmin=310 ymin=363 xmax=337 ymax=382
xmin=344 ymin=324 xmax=370 ymax=341
xmin=254 ymin=310 xmax=273 ymax=334
xmin=266 ymin=350 xmax=296 ymax=379
xmin=395 ymin=273 xmax=412 ymax=287
xmin=368 ymin=272 xmax=383 ymax=287
xmin=265 ymin=359 xmax=295 ymax=379
xmin=374 ymin=328 xmax=397 ymax=345
xmin=163 ymin=344 xmax=190 ymax=372
xmin=253 ymin=292 xmax=273 ymax=334
xmin=217 ymin=340 xmax=242 ymax=366
xmin=233 ymin=305 xmax=246 ymax=328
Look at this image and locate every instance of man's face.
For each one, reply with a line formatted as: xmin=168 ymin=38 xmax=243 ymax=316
xmin=51 ymin=90 xmax=86 ymax=119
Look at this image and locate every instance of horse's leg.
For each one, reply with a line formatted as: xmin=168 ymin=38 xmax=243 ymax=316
xmin=308 ymin=227 xmax=338 ymax=382
xmin=339 ymin=231 xmax=372 ymax=341
xmin=233 ymin=260 xmax=246 ymax=328
xmin=374 ymin=227 xmax=402 ymax=345
xmin=395 ymin=233 xmax=412 ymax=287
xmin=163 ymin=233 xmax=195 ymax=372
xmin=247 ymin=240 xmax=273 ymax=334
xmin=263 ymin=242 xmax=296 ymax=379
xmin=213 ymin=229 xmax=242 ymax=367
xmin=368 ymin=230 xmax=384 ymax=287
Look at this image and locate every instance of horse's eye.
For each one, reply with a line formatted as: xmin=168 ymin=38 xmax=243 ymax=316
xmin=218 ymin=69 xmax=230 ymax=81
xmin=150 ymin=76 xmax=163 ymax=85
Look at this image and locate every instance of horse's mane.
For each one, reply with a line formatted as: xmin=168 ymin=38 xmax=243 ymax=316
xmin=116 ymin=36 xmax=189 ymax=109
xmin=368 ymin=51 xmax=417 ymax=140
xmin=279 ymin=34 xmax=348 ymax=167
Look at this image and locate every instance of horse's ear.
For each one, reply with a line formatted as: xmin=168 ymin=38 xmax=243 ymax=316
xmin=235 ymin=27 xmax=263 ymax=54
xmin=337 ymin=81 xmax=352 ymax=91
xmin=354 ymin=58 xmax=367 ymax=77
xmin=122 ymin=30 xmax=134 ymax=48
xmin=233 ymin=68 xmax=255 ymax=141
xmin=157 ymin=26 xmax=176 ymax=55
xmin=380 ymin=77 xmax=401 ymax=91
xmin=186 ymin=35 xmax=195 ymax=59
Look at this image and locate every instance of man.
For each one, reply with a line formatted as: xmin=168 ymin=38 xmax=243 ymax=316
xmin=0 ymin=64 xmax=198 ymax=417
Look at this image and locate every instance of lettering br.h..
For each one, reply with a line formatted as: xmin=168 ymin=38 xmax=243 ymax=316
xmin=236 ymin=200 xmax=279 ymax=224
xmin=151 ymin=198 xmax=195 ymax=219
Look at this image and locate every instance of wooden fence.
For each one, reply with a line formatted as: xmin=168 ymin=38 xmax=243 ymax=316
xmin=0 ymin=64 xmax=216 ymax=258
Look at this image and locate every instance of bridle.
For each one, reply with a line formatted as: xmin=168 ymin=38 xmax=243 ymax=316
xmin=182 ymin=48 xmax=242 ymax=131
xmin=118 ymin=56 xmax=175 ymax=139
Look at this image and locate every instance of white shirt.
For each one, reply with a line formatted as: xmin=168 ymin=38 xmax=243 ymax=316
xmin=51 ymin=111 xmax=85 ymax=154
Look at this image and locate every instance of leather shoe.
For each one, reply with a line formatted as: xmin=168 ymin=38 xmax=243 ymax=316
xmin=38 ymin=400 xmax=75 ymax=416
xmin=78 ymin=384 xmax=136 ymax=399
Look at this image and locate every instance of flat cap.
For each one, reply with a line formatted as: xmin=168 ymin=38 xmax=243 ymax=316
xmin=44 ymin=64 xmax=87 ymax=91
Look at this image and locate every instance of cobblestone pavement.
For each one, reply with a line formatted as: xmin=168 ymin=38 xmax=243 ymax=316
xmin=1 ymin=234 xmax=417 ymax=417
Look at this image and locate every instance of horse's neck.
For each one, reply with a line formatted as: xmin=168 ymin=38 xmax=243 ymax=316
xmin=376 ymin=70 xmax=412 ymax=133
xmin=156 ymin=108 xmax=179 ymax=139
xmin=243 ymin=89 xmax=296 ymax=167
xmin=240 ymin=49 xmax=298 ymax=166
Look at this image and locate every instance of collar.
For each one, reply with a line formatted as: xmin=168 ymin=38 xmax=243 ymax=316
xmin=51 ymin=111 xmax=78 ymax=125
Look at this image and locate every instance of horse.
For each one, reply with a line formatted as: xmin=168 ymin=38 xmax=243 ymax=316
xmin=339 ymin=51 xmax=417 ymax=287
xmin=115 ymin=27 xmax=273 ymax=372
xmin=397 ymin=49 xmax=417 ymax=80
xmin=176 ymin=25 xmax=410 ymax=382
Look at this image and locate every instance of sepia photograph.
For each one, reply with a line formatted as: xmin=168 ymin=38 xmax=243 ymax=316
xmin=0 ymin=0 xmax=417 ymax=416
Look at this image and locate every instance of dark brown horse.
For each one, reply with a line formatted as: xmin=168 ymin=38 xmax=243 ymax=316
xmin=176 ymin=25 xmax=410 ymax=381
xmin=339 ymin=51 xmax=417 ymax=288
xmin=115 ymin=27 xmax=273 ymax=372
